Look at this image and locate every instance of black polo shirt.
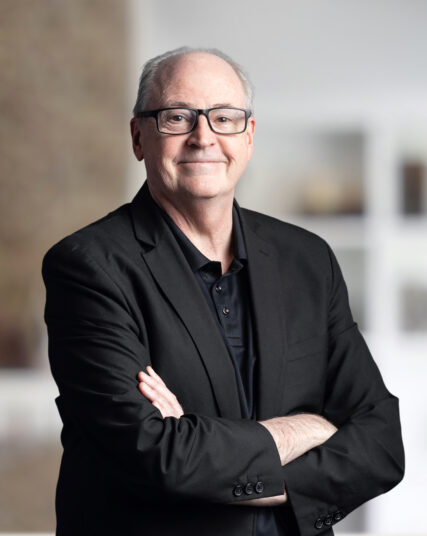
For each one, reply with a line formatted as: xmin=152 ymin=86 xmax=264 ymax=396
xmin=161 ymin=205 xmax=284 ymax=536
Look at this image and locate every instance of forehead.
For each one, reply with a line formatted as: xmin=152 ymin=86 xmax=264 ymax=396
xmin=151 ymin=53 xmax=247 ymax=108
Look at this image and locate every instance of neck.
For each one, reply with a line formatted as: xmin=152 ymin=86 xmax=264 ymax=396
xmin=149 ymin=185 xmax=235 ymax=273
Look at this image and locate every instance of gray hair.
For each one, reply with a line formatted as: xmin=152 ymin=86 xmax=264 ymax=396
xmin=132 ymin=46 xmax=254 ymax=116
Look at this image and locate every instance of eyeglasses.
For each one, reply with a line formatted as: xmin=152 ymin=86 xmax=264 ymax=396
xmin=136 ymin=107 xmax=252 ymax=135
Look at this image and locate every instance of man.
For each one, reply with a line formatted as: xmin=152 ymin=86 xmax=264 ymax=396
xmin=43 ymin=47 xmax=404 ymax=535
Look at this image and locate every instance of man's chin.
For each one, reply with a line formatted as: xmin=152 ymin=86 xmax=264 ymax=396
xmin=180 ymin=179 xmax=234 ymax=201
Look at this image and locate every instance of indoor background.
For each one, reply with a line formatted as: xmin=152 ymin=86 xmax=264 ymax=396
xmin=0 ymin=0 xmax=426 ymax=533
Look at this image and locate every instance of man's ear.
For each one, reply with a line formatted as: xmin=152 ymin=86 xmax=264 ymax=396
xmin=130 ymin=118 xmax=144 ymax=161
xmin=246 ymin=116 xmax=255 ymax=160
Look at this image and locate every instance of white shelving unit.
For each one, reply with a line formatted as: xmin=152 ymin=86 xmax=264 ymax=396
xmin=237 ymin=98 xmax=427 ymax=533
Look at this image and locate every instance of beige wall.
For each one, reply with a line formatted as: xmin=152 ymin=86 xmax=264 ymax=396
xmin=0 ymin=0 xmax=128 ymax=369
xmin=0 ymin=0 xmax=128 ymax=530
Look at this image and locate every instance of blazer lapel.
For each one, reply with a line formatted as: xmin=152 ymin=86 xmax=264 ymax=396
xmin=238 ymin=207 xmax=288 ymax=420
xmin=130 ymin=183 xmax=242 ymax=419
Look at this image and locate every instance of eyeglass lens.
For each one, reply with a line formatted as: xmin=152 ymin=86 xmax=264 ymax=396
xmin=157 ymin=108 xmax=247 ymax=134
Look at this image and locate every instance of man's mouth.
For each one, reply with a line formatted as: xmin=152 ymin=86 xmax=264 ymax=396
xmin=179 ymin=160 xmax=226 ymax=164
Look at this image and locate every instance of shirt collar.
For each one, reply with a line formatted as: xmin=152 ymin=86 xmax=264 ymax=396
xmin=160 ymin=205 xmax=247 ymax=274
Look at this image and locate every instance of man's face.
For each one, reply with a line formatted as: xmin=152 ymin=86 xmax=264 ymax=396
xmin=130 ymin=53 xmax=255 ymax=205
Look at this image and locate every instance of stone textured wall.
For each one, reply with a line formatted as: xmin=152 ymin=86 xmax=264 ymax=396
xmin=0 ymin=0 xmax=129 ymax=530
xmin=0 ymin=0 xmax=128 ymax=368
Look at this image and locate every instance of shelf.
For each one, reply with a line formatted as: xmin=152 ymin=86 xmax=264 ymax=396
xmin=280 ymin=214 xmax=366 ymax=249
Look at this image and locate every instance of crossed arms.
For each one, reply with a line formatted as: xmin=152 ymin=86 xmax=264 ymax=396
xmin=138 ymin=365 xmax=338 ymax=507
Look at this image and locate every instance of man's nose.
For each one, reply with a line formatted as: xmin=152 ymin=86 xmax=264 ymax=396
xmin=186 ymin=113 xmax=216 ymax=147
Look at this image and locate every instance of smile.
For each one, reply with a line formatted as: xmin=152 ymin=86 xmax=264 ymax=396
xmin=179 ymin=160 xmax=226 ymax=164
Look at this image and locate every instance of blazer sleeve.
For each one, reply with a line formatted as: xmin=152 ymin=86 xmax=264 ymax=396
xmin=42 ymin=238 xmax=284 ymax=504
xmin=281 ymin=245 xmax=405 ymax=535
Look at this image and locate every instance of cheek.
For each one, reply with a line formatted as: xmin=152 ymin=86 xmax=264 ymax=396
xmin=220 ymin=141 xmax=238 ymax=161
xmin=228 ymin=143 xmax=251 ymax=172
xmin=144 ymin=142 xmax=176 ymax=171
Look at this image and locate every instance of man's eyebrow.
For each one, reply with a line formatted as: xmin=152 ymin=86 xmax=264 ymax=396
xmin=163 ymin=102 xmax=238 ymax=109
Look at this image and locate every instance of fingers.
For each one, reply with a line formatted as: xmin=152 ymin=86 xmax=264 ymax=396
xmin=138 ymin=366 xmax=184 ymax=419
xmin=145 ymin=365 xmax=165 ymax=384
xmin=138 ymin=378 xmax=181 ymax=418
xmin=138 ymin=368 xmax=177 ymax=405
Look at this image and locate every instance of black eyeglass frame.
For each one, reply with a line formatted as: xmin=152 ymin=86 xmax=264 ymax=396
xmin=135 ymin=106 xmax=252 ymax=135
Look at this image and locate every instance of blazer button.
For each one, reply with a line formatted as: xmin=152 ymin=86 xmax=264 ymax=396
xmin=233 ymin=484 xmax=243 ymax=497
xmin=314 ymin=518 xmax=324 ymax=529
xmin=244 ymin=482 xmax=254 ymax=495
xmin=334 ymin=511 xmax=343 ymax=522
xmin=255 ymin=481 xmax=264 ymax=494
xmin=325 ymin=515 xmax=333 ymax=526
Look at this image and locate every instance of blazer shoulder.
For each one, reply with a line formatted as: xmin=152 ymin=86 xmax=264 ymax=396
xmin=43 ymin=202 xmax=134 ymax=267
xmin=241 ymin=207 xmax=331 ymax=256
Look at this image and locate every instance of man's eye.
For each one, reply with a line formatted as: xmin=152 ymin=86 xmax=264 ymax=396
xmin=217 ymin=116 xmax=230 ymax=122
xmin=170 ymin=115 xmax=184 ymax=122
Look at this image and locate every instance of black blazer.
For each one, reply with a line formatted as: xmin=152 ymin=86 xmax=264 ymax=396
xmin=43 ymin=182 xmax=404 ymax=536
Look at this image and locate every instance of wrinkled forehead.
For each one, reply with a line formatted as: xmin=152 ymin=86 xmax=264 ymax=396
xmin=149 ymin=52 xmax=247 ymax=108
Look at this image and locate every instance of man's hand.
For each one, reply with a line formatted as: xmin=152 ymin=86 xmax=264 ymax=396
xmin=259 ymin=414 xmax=338 ymax=466
xmin=231 ymin=491 xmax=287 ymax=507
xmin=138 ymin=366 xmax=184 ymax=419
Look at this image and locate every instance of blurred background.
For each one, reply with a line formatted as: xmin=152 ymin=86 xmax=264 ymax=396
xmin=1 ymin=0 xmax=426 ymax=533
